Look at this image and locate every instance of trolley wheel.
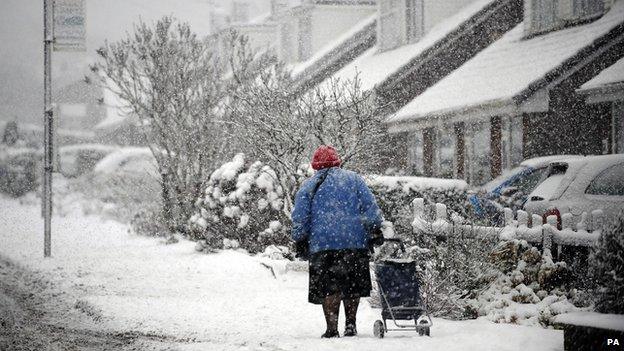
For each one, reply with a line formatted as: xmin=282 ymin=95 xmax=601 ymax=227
xmin=418 ymin=328 xmax=425 ymax=336
xmin=373 ymin=320 xmax=385 ymax=338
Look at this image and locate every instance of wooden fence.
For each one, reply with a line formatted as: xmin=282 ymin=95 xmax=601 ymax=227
xmin=410 ymin=198 xmax=603 ymax=258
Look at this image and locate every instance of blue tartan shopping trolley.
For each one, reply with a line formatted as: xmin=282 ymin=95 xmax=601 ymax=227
xmin=372 ymin=238 xmax=432 ymax=338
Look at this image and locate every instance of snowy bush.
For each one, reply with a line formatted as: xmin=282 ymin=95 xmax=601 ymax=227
xmin=59 ymin=144 xmax=118 ymax=178
xmin=392 ymin=229 xmax=498 ymax=319
xmin=189 ymin=154 xmax=309 ymax=253
xmin=464 ymin=239 xmax=588 ymax=326
xmin=589 ymin=212 xmax=624 ymax=314
xmin=0 ymin=146 xmax=40 ymax=197
xmin=367 ymin=176 xmax=469 ymax=236
xmin=130 ymin=208 xmax=171 ymax=237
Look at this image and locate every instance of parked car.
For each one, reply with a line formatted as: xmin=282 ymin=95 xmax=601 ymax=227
xmin=524 ymin=154 xmax=624 ymax=227
xmin=468 ymin=155 xmax=582 ymax=224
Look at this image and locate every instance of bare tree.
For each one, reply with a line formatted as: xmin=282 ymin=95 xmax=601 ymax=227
xmin=92 ymin=17 xmax=232 ymax=231
xmin=227 ymin=47 xmax=389 ymax=215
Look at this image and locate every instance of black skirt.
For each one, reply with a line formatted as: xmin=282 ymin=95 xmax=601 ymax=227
xmin=308 ymin=249 xmax=372 ymax=304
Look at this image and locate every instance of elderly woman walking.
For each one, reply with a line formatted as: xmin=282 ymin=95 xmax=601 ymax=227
xmin=291 ymin=145 xmax=384 ymax=338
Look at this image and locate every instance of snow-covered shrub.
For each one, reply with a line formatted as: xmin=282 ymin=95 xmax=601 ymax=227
xmin=130 ymin=208 xmax=171 ymax=237
xmin=589 ymin=213 xmax=624 ymax=314
xmin=59 ymin=144 xmax=118 ymax=178
xmin=465 ymin=239 xmax=587 ymax=326
xmin=71 ymin=148 xmax=162 ymax=223
xmin=367 ymin=175 xmax=469 ymax=236
xmin=405 ymin=231 xmax=498 ymax=319
xmin=190 ymin=154 xmax=308 ymax=253
xmin=0 ymin=147 xmax=40 ymax=197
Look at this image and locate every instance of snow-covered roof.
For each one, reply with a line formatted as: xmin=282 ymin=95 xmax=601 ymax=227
xmin=579 ymin=56 xmax=624 ymax=92
xmin=321 ymin=0 xmax=497 ymax=92
xmin=390 ymin=0 xmax=624 ymax=125
xmin=290 ymin=13 xmax=376 ymax=77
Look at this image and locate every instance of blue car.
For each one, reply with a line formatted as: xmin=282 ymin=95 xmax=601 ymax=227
xmin=469 ymin=156 xmax=581 ymax=224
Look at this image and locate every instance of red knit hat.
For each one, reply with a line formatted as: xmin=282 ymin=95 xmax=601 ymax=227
xmin=311 ymin=145 xmax=342 ymax=170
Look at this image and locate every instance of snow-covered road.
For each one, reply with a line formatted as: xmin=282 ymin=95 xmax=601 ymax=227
xmin=0 ymin=195 xmax=564 ymax=350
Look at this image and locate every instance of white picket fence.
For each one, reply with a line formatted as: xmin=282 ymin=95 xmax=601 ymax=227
xmin=410 ymin=198 xmax=603 ymax=257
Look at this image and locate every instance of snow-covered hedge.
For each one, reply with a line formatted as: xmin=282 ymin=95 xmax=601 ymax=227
xmin=59 ymin=144 xmax=119 ymax=178
xmin=589 ymin=213 xmax=624 ymax=314
xmin=367 ymin=175 xmax=469 ymax=237
xmin=464 ymin=239 xmax=589 ymax=326
xmin=0 ymin=146 xmax=41 ymax=197
xmin=190 ymin=154 xmax=470 ymax=255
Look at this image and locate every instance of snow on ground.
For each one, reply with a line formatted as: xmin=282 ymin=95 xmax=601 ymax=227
xmin=0 ymin=194 xmax=563 ymax=350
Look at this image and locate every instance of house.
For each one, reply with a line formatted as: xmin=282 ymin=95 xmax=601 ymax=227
xmin=577 ymin=56 xmax=624 ymax=153
xmin=213 ymin=0 xmax=378 ymax=68
xmin=388 ymin=0 xmax=624 ymax=184
xmin=314 ymin=0 xmax=524 ymax=174
xmin=55 ymin=80 xmax=106 ymax=131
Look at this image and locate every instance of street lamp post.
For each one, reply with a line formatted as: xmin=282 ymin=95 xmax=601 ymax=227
xmin=43 ymin=0 xmax=54 ymax=257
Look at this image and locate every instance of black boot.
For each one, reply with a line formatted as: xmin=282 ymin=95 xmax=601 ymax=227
xmin=344 ymin=323 xmax=357 ymax=337
xmin=321 ymin=330 xmax=340 ymax=338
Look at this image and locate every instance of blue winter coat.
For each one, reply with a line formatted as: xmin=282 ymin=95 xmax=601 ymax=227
xmin=291 ymin=167 xmax=383 ymax=254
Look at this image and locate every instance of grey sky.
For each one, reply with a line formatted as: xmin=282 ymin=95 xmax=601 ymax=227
xmin=0 ymin=0 xmax=268 ymax=123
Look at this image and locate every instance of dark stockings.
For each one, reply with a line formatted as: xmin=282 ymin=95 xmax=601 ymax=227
xmin=322 ymin=293 xmax=341 ymax=333
xmin=322 ymin=295 xmax=360 ymax=333
xmin=343 ymin=298 xmax=359 ymax=326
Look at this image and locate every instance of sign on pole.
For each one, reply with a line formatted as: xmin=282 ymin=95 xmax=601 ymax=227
xmin=54 ymin=0 xmax=86 ymax=52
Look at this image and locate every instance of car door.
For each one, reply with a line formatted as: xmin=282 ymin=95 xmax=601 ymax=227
xmin=580 ymin=162 xmax=624 ymax=221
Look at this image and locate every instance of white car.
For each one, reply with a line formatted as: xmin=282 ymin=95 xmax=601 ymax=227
xmin=524 ymin=154 xmax=624 ymax=227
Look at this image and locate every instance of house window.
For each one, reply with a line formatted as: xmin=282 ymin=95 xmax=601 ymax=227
xmin=378 ymin=0 xmax=403 ymax=51
xmin=408 ymin=131 xmax=424 ymax=175
xmin=467 ymin=121 xmax=491 ymax=185
xmin=570 ymin=0 xmax=605 ymax=20
xmin=438 ymin=126 xmax=455 ymax=179
xmin=526 ymin=0 xmax=606 ymax=37
xmin=405 ymin=0 xmax=424 ymax=43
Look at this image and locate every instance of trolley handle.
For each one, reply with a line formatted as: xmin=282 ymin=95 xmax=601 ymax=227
xmin=383 ymin=238 xmax=406 ymax=252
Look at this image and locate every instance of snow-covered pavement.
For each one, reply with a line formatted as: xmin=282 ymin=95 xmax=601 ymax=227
xmin=0 ymin=195 xmax=564 ymax=350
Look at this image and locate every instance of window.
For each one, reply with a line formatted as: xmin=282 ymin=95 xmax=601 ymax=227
xmin=378 ymin=0 xmax=403 ymax=51
xmin=467 ymin=121 xmax=492 ymax=185
xmin=585 ymin=163 xmax=624 ymax=196
xmin=408 ymin=131 xmax=424 ymax=175
xmin=526 ymin=0 xmax=605 ymax=37
xmin=570 ymin=0 xmax=604 ymax=20
xmin=405 ymin=0 xmax=423 ymax=43
xmin=511 ymin=167 xmax=549 ymax=194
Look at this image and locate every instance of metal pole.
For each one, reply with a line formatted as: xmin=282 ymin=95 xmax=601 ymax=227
xmin=43 ymin=0 xmax=53 ymax=257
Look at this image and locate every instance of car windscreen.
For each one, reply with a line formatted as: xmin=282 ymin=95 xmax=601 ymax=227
xmin=482 ymin=166 xmax=527 ymax=192
xmin=528 ymin=163 xmax=569 ymax=201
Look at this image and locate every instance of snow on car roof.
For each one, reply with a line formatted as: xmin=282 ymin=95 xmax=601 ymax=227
xmin=542 ymin=154 xmax=624 ymax=199
xmin=390 ymin=0 xmax=624 ymax=123
xmin=519 ymin=155 xmax=584 ymax=168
